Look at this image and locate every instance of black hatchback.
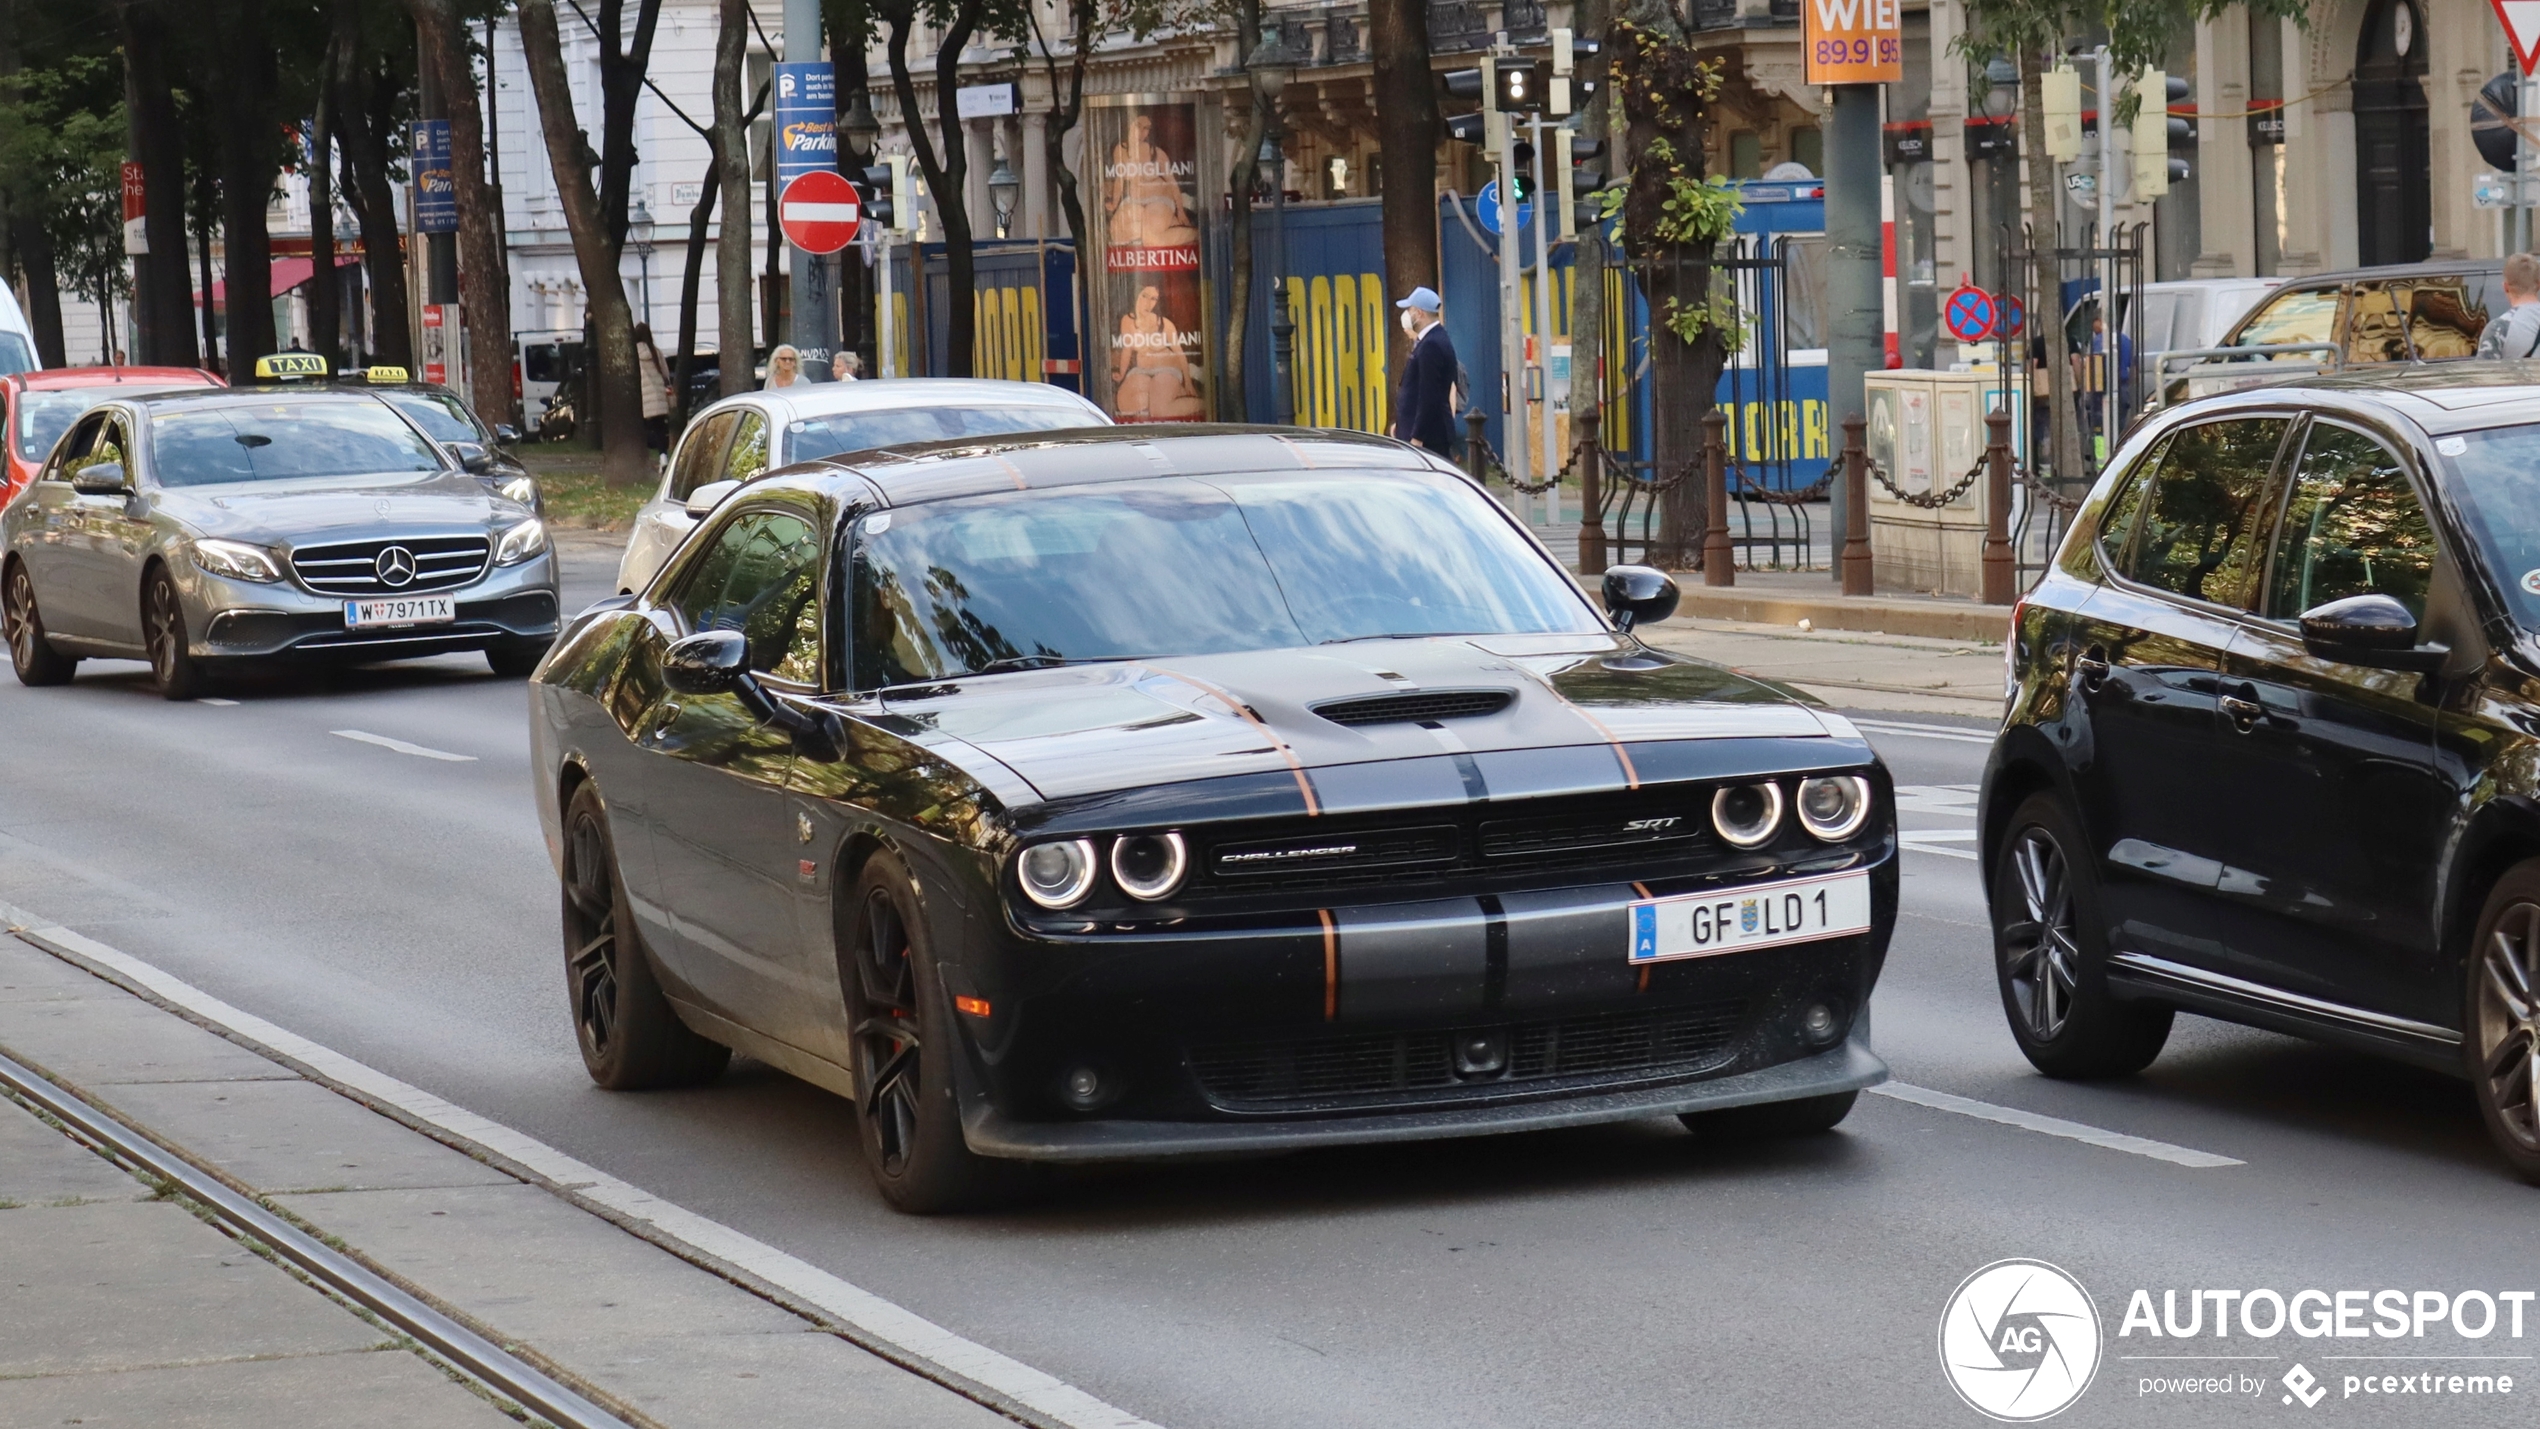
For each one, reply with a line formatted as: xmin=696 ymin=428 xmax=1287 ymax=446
xmin=1984 ymin=366 xmax=2540 ymax=1181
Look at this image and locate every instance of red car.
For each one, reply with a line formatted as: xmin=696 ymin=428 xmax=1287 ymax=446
xmin=0 ymin=366 xmax=224 ymax=504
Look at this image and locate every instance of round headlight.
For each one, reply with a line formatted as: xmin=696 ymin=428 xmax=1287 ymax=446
xmin=1017 ymin=839 xmax=1098 ymax=909
xmin=1110 ymin=831 xmax=1188 ymax=901
xmin=1711 ymin=783 xmax=1785 ymax=849
xmin=1796 ymin=774 xmax=1873 ymax=841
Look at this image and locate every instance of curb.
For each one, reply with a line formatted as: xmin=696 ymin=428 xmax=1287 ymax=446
xmin=1666 ymin=586 xmax=2011 ymax=643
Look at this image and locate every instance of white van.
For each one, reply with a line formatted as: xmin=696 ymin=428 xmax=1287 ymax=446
xmin=0 ymin=285 xmax=44 ymax=373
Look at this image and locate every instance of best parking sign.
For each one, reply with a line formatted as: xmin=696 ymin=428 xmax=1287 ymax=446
xmin=1804 ymin=0 xmax=1902 ymax=86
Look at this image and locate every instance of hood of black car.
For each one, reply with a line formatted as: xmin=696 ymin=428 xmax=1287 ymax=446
xmin=878 ymin=633 xmax=1840 ymax=803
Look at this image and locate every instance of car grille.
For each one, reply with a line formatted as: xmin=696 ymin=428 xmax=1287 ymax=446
xmin=1186 ymin=787 xmax=1722 ymax=897
xmin=1312 ymin=689 xmax=1514 ymax=726
xmin=1188 ymin=1002 xmax=1748 ymax=1109
xmin=291 ymin=536 xmax=491 ymax=596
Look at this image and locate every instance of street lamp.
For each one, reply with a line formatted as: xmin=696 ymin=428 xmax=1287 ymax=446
xmin=1245 ymin=22 xmax=1304 ymax=425
xmin=988 ymin=156 xmax=1019 ymax=239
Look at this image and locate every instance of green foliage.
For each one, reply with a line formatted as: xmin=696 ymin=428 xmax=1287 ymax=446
xmin=0 ymin=53 xmax=127 ymax=303
xmin=1956 ymin=0 xmax=2309 ymax=122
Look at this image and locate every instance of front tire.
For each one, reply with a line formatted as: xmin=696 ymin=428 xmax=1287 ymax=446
xmin=560 ymin=781 xmax=729 ymax=1090
xmin=844 ymin=852 xmax=1022 ymax=1213
xmin=4 ymin=562 xmax=75 ymax=686
xmin=2466 ymin=863 xmax=2540 ymax=1185
xmin=1990 ymin=792 xmax=2172 ymax=1078
xmin=142 ymin=567 xmax=212 ymax=701
xmin=1680 ymin=1090 xmax=1858 ymax=1142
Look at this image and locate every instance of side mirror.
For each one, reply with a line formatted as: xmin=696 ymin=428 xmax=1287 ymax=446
xmin=2298 ymin=593 xmax=2449 ymax=674
xmin=70 ymin=463 xmax=127 ymax=496
xmin=662 ymin=629 xmax=751 ymax=695
xmin=684 ymin=478 xmax=740 ymax=519
xmin=493 ymin=424 xmax=522 ymax=447
xmin=444 ymin=441 xmax=497 ymax=474
xmin=1602 ymin=564 xmax=1681 ymax=634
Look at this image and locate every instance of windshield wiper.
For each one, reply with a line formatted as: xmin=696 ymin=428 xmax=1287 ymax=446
xmin=1318 ymin=631 xmax=1493 ymax=644
xmin=970 ymin=654 xmax=1078 ymax=675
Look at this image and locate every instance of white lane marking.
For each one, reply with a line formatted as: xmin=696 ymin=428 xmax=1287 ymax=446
xmin=3 ymin=909 xmax=1162 ymax=1429
xmin=1898 ymin=828 xmax=1979 ymax=842
xmin=1894 ymin=783 xmax=1980 ymax=816
xmin=197 ymin=697 xmax=240 ymax=707
xmin=1851 ymin=717 xmax=1997 ymax=745
xmin=1869 ymin=1082 xmax=2243 ymax=1168
xmin=1899 ymin=840 xmax=1981 ymax=862
xmin=332 ymin=729 xmax=477 ymax=763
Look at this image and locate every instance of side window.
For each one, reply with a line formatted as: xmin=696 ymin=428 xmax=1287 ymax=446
xmin=2231 ymin=287 xmax=2341 ymax=348
xmin=2344 ymin=284 xmax=2408 ymax=364
xmin=2401 ymin=280 xmax=2487 ymax=361
xmin=56 ymin=415 xmax=114 ymax=481
xmin=2126 ymin=417 xmax=2289 ymax=607
xmin=2264 ymin=423 xmax=2437 ymax=624
xmin=2094 ymin=435 xmax=2169 ymax=568
xmin=723 ymin=410 xmax=770 ymax=484
xmin=668 ymin=411 xmax=738 ymax=501
xmin=669 ymin=510 xmax=823 ymax=683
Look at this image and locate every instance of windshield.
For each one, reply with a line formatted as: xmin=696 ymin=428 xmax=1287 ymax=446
xmin=18 ymin=386 xmax=196 ymax=461
xmin=149 ymin=400 xmax=446 ymax=486
xmin=851 ymin=472 xmax=1600 ymax=687
xmin=2441 ymin=426 xmax=2540 ymax=631
xmin=790 ymin=404 xmax=1098 ymax=464
xmin=379 ymin=390 xmax=483 ymax=443
xmin=2231 ymin=288 xmax=2340 ymax=348
xmin=0 ymin=334 xmax=36 ymax=378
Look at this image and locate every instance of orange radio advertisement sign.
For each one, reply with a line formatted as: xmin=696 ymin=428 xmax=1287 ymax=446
xmin=1803 ymin=0 xmax=1902 ymax=86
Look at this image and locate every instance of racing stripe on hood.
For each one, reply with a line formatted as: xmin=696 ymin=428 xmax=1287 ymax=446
xmin=1147 ymin=665 xmax=1323 ymax=816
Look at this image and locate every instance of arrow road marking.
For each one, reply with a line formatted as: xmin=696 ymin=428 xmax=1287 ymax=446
xmin=1870 ymin=1081 xmax=2244 ymax=1168
xmin=332 ymin=729 xmax=476 ymax=762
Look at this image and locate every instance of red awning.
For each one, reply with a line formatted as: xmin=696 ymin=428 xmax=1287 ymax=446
xmin=200 ymin=254 xmax=361 ymax=306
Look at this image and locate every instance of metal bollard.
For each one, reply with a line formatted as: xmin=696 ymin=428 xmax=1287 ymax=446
xmin=1577 ymin=410 xmax=1608 ymax=575
xmin=1981 ymin=404 xmax=2015 ymax=606
xmin=1841 ymin=412 xmax=1873 ymax=597
xmin=1464 ymin=411 xmax=1489 ymax=485
xmin=1701 ymin=409 xmax=1733 ymax=586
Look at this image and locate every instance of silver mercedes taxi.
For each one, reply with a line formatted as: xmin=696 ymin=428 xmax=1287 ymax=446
xmin=0 ymin=355 xmax=559 ymax=699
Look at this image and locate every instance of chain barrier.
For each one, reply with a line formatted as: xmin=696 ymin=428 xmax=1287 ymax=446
xmin=1868 ymin=453 xmax=1985 ymax=510
xmin=1730 ymin=462 xmax=1832 ymax=506
xmin=2018 ymin=464 xmax=2084 ymax=514
xmin=1470 ymin=436 xmax=1693 ymax=500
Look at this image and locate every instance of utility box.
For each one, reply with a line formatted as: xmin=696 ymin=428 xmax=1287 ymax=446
xmin=1863 ymin=370 xmax=2028 ymax=598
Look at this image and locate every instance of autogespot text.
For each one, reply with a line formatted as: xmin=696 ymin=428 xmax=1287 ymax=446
xmin=2123 ymin=1288 xmax=2529 ymax=1402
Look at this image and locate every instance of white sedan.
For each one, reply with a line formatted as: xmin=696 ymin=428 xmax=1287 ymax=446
xmin=615 ymin=379 xmax=1111 ymax=593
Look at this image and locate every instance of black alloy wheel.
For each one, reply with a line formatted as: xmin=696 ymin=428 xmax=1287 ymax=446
xmin=844 ymin=851 xmax=1021 ymax=1213
xmin=2467 ymin=862 xmax=2540 ymax=1184
xmin=3 ymin=562 xmax=74 ymax=686
xmin=560 ymin=781 xmax=728 ymax=1090
xmin=1990 ymin=792 xmax=2172 ymax=1078
xmin=142 ymin=567 xmax=208 ymax=701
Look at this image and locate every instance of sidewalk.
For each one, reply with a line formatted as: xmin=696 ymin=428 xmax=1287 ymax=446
xmin=0 ymin=929 xmax=1026 ymax=1429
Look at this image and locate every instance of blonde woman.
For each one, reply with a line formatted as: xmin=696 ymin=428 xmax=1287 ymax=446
xmin=763 ymin=344 xmax=804 ymax=390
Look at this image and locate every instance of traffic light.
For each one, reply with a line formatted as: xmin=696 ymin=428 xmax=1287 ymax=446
xmin=1446 ymin=112 xmax=1487 ymax=146
xmin=2131 ymin=72 xmax=2193 ymax=199
xmin=1442 ymin=68 xmax=1485 ymax=101
xmin=1510 ymin=139 xmax=1535 ymax=202
xmin=1563 ymin=133 xmax=1609 ymax=231
xmin=1551 ymin=29 xmax=1601 ymax=116
xmin=856 ymin=163 xmax=897 ymax=229
xmin=1496 ymin=60 xmax=1544 ymax=113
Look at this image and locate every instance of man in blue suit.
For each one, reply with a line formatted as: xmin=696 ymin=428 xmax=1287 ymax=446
xmin=1392 ymin=286 xmax=1459 ymax=454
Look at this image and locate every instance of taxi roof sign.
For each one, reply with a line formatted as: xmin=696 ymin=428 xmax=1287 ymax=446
xmin=362 ymin=366 xmax=411 ymax=384
xmin=254 ymin=353 xmax=330 ymax=380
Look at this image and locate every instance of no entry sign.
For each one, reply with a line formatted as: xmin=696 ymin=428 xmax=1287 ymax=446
xmin=779 ymin=170 xmax=862 ymax=255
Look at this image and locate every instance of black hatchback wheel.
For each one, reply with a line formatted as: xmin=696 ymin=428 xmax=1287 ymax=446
xmin=1990 ymin=792 xmax=2172 ymax=1078
xmin=560 ymin=781 xmax=728 ymax=1090
xmin=142 ymin=567 xmax=210 ymax=700
xmin=3 ymin=562 xmax=75 ymax=686
xmin=843 ymin=851 xmax=1023 ymax=1214
xmin=2466 ymin=863 xmax=2540 ymax=1184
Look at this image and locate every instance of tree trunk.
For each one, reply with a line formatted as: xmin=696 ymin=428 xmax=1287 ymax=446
xmin=210 ymin=0 xmax=278 ymax=374
xmin=12 ymin=205 xmax=59 ymax=366
xmin=882 ymin=0 xmax=982 ymax=375
xmin=192 ymin=170 xmax=220 ymax=368
xmin=339 ymin=62 xmax=414 ymax=367
xmin=2021 ymin=44 xmax=2081 ymax=485
xmin=1219 ymin=0 xmax=1261 ymax=421
xmin=411 ymin=0 xmax=513 ymax=426
xmin=1369 ymin=0 xmax=1437 ymax=392
xmin=1571 ymin=0 xmax=1609 ymax=429
xmin=711 ymin=0 xmax=754 ymax=396
xmin=118 ymin=2 xmax=199 ymax=366
xmin=674 ymin=150 xmax=718 ymax=425
xmin=520 ymin=0 xmax=648 ymax=486
xmin=306 ymin=19 xmax=344 ymax=368
xmin=595 ymin=0 xmax=664 ymax=260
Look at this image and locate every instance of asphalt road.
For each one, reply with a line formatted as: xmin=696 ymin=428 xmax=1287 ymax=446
xmin=3 ymin=543 xmax=2533 ymax=1427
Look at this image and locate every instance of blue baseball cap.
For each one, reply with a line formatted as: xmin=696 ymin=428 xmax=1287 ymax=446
xmin=1395 ymin=286 xmax=1442 ymax=313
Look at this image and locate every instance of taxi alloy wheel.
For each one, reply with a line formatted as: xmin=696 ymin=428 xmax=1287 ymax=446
xmin=1990 ymin=793 xmax=2171 ymax=1079
xmin=3 ymin=564 xmax=74 ymax=686
xmin=142 ymin=569 xmax=206 ymax=701
xmin=2466 ymin=864 xmax=2540 ymax=1184
xmin=559 ymin=782 xmax=728 ymax=1090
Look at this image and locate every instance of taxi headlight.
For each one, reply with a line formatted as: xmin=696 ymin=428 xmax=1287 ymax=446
xmin=1796 ymin=774 xmax=1874 ymax=842
xmin=1017 ymin=839 xmax=1098 ymax=909
xmin=191 ymin=538 xmax=280 ymax=583
xmin=1711 ymin=782 xmax=1784 ymax=849
xmin=1109 ymin=832 xmax=1187 ymax=901
xmin=494 ymin=518 xmax=548 ymax=565
xmin=498 ymin=475 xmax=540 ymax=506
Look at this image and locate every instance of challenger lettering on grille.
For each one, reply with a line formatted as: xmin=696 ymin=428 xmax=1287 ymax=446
xmin=1220 ymin=843 xmax=1361 ymax=865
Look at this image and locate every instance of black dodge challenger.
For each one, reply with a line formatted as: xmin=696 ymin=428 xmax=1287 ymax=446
xmin=530 ymin=426 xmax=1896 ymax=1211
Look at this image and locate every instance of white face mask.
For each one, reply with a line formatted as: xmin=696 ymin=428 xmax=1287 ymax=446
xmin=1400 ymin=309 xmax=1420 ymax=339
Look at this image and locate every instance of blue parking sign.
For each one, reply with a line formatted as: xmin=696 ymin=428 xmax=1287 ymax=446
xmin=773 ymin=62 xmax=837 ymax=184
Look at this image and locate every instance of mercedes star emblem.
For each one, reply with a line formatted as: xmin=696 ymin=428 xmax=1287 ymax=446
xmin=374 ymin=545 xmax=418 ymax=588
